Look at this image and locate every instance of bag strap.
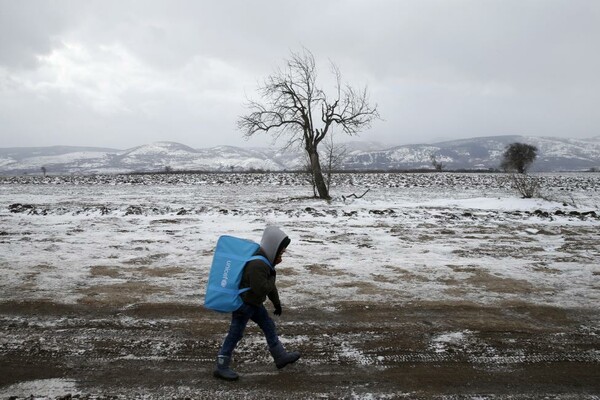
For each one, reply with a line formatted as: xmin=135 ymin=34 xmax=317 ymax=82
xmin=209 ymin=286 xmax=251 ymax=295
xmin=247 ymin=255 xmax=273 ymax=270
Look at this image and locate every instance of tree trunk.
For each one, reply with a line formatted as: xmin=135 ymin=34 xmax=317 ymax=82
xmin=308 ymin=148 xmax=330 ymax=199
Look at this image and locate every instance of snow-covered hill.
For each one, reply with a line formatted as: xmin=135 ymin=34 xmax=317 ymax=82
xmin=344 ymin=136 xmax=600 ymax=171
xmin=1 ymin=136 xmax=599 ymax=175
xmin=111 ymin=142 xmax=284 ymax=172
xmin=0 ymin=142 xmax=286 ymax=175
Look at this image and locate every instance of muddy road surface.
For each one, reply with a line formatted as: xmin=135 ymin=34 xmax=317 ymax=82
xmin=1 ymin=300 xmax=598 ymax=399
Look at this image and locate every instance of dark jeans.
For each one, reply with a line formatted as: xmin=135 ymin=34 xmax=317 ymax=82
xmin=219 ymin=303 xmax=279 ymax=358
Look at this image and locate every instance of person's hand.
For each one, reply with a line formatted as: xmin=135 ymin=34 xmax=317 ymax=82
xmin=273 ymin=304 xmax=282 ymax=316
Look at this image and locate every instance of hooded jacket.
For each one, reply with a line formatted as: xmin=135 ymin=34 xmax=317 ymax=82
xmin=240 ymin=226 xmax=290 ymax=308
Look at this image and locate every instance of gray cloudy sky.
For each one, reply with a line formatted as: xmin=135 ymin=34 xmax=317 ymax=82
xmin=1 ymin=0 xmax=599 ymax=150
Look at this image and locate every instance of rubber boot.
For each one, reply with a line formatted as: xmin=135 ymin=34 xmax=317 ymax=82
xmin=269 ymin=342 xmax=301 ymax=369
xmin=213 ymin=355 xmax=239 ymax=381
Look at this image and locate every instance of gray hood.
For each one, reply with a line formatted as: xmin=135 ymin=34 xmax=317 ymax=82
xmin=260 ymin=226 xmax=290 ymax=265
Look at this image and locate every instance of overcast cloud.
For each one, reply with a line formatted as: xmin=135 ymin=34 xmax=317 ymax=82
xmin=1 ymin=0 xmax=599 ymax=150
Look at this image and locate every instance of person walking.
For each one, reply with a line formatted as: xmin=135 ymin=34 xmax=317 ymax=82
xmin=214 ymin=225 xmax=301 ymax=381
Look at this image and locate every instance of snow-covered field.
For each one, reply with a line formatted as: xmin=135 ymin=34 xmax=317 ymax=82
xmin=1 ymin=172 xmax=598 ymax=309
xmin=1 ymin=172 xmax=599 ymax=399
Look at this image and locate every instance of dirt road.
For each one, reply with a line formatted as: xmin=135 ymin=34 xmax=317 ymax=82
xmin=1 ymin=299 xmax=598 ymax=399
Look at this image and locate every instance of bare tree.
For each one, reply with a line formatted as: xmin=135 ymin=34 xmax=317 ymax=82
xmin=238 ymin=49 xmax=379 ymax=199
xmin=430 ymin=153 xmax=444 ymax=172
xmin=509 ymin=173 xmax=541 ymax=198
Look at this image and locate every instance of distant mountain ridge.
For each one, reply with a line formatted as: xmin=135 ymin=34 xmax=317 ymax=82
xmin=1 ymin=136 xmax=599 ymax=175
xmin=344 ymin=135 xmax=600 ymax=171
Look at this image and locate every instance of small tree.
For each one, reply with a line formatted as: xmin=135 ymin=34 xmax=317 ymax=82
xmin=430 ymin=153 xmax=444 ymax=172
xmin=510 ymin=173 xmax=541 ymax=198
xmin=303 ymin=134 xmax=347 ymax=196
xmin=303 ymin=155 xmax=317 ymax=197
xmin=323 ymin=134 xmax=348 ymax=192
xmin=500 ymin=143 xmax=538 ymax=173
xmin=238 ymin=48 xmax=379 ymax=199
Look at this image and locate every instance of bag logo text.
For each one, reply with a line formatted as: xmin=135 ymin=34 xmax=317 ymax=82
xmin=221 ymin=260 xmax=232 ymax=287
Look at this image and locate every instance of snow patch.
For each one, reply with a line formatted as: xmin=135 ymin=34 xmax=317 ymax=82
xmin=0 ymin=378 xmax=79 ymax=398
